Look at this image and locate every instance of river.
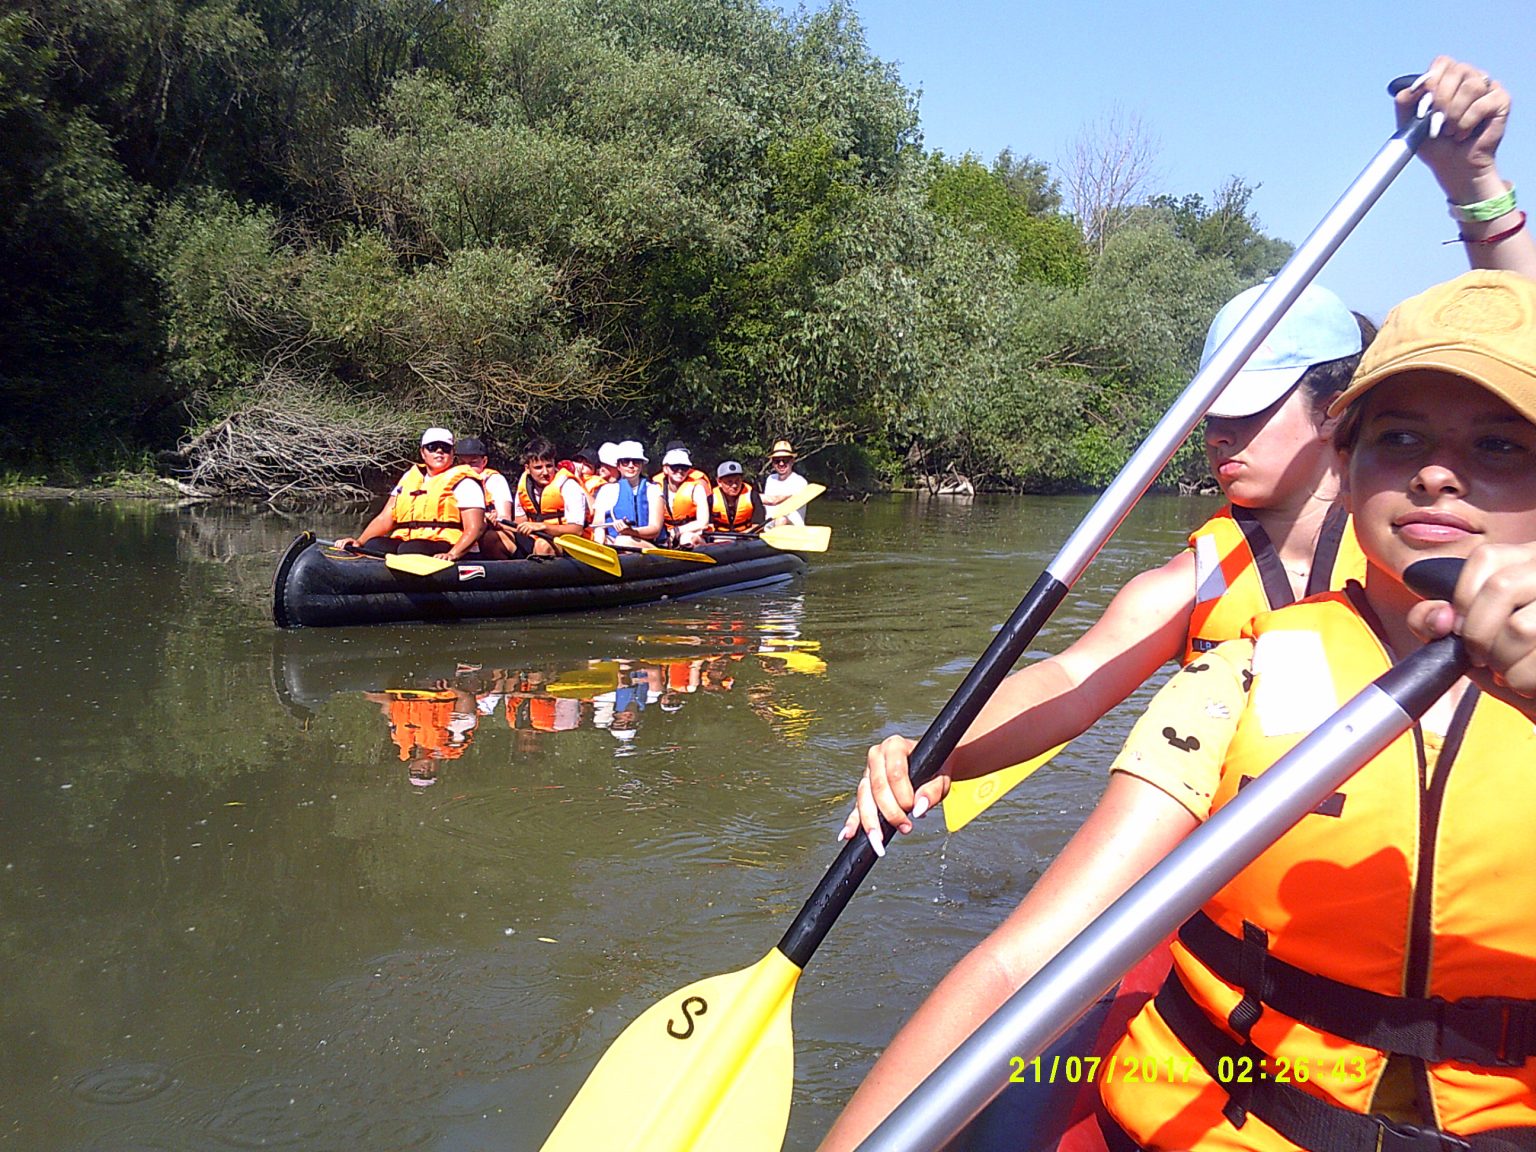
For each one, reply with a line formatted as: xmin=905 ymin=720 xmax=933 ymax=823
xmin=0 ymin=491 xmax=1219 ymax=1151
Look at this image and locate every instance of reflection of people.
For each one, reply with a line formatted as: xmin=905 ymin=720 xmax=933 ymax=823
xmin=591 ymin=441 xmax=663 ymax=547
xmin=365 ymin=684 xmax=479 ymax=785
xmin=708 ymin=460 xmax=767 ymax=535
xmin=761 ymin=440 xmax=810 ymax=526
xmin=820 ymin=272 xmax=1536 ymax=1152
xmin=336 ymin=428 xmax=488 ymax=561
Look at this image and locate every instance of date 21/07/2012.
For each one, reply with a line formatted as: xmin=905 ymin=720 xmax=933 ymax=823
xmin=1008 ymin=1053 xmax=1371 ymax=1086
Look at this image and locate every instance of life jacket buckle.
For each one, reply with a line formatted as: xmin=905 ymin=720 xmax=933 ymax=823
xmin=1375 ymin=1120 xmax=1471 ymax=1152
xmin=1439 ymin=996 xmax=1535 ymax=1067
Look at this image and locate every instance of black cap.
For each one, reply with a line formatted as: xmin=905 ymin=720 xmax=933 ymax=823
xmin=575 ymin=447 xmax=599 ymax=466
xmin=454 ymin=436 xmax=487 ymax=456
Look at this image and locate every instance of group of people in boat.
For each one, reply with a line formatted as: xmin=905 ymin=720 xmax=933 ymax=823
xmin=335 ymin=434 xmax=812 ymax=562
xmin=820 ymin=58 xmax=1536 ymax=1152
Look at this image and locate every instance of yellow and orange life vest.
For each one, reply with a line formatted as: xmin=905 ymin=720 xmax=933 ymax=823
xmin=389 ymin=464 xmax=480 ymax=544
xmin=517 ymin=467 xmax=580 ymax=524
xmin=1103 ymin=593 xmax=1536 ymax=1152
xmin=1184 ymin=504 xmax=1366 ymax=664
xmin=662 ymin=475 xmax=707 ymax=528
xmin=710 ymin=484 xmax=761 ymax=532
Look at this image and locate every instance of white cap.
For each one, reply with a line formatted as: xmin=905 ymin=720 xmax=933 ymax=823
xmin=1201 ymin=282 xmax=1362 ymax=418
xmin=616 ymin=439 xmax=647 ymax=462
xmin=662 ymin=448 xmax=692 ymax=467
xmin=610 ymin=728 xmax=637 ymax=742
xmin=598 ymin=441 xmax=621 ymax=467
xmin=421 ymin=427 xmax=454 ymax=446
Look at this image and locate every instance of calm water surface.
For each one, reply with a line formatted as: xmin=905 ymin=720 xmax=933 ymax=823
xmin=0 ymin=492 xmax=1220 ymax=1151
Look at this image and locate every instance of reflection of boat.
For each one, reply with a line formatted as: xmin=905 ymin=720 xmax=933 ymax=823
xmin=271 ymin=532 xmax=807 ymax=628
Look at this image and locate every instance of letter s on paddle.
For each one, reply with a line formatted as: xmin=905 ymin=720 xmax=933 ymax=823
xmin=667 ymin=996 xmax=708 ymax=1040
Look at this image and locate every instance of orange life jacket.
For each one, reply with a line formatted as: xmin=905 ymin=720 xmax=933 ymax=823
xmin=710 ymin=484 xmax=762 ymax=532
xmin=661 ymin=476 xmax=707 ymax=528
xmin=1102 ymin=593 xmax=1536 ymax=1152
xmin=389 ymin=464 xmax=480 ymax=543
xmin=1184 ymin=504 xmax=1366 ymax=664
xmin=516 ymin=466 xmax=580 ymax=523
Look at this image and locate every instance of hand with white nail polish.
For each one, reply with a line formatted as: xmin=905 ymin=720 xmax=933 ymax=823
xmin=837 ymin=734 xmax=950 ymax=852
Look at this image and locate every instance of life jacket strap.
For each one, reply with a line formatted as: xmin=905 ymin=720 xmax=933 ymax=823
xmin=393 ymin=519 xmax=462 ymax=530
xmin=1181 ymin=911 xmax=1536 ymax=1067
xmin=1156 ymin=973 xmax=1536 ymax=1152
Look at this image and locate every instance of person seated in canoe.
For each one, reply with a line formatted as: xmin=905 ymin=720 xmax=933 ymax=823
xmin=589 ymin=440 xmax=663 ymax=549
xmin=659 ymin=446 xmax=712 ymax=547
xmin=704 ymin=460 xmax=767 ymax=540
xmin=595 ymin=442 xmax=622 ymax=491
xmin=510 ymin=436 xmax=589 ymax=557
xmin=761 ymin=439 xmax=811 ymax=526
xmin=335 ymin=427 xmax=488 ymax=562
xmin=824 ymin=273 xmax=1536 ymax=1150
xmin=451 ymin=436 xmax=526 ymax=560
xmin=571 ymin=448 xmax=604 ymax=501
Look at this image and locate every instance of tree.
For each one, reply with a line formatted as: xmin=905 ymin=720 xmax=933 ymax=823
xmin=1146 ymin=176 xmax=1293 ymax=282
xmin=1062 ymin=107 xmax=1161 ymax=255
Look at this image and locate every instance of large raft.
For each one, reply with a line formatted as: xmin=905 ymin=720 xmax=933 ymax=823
xmin=271 ymin=532 xmax=807 ymax=628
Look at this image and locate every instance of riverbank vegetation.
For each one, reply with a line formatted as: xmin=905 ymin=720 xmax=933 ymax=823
xmin=4 ymin=0 xmax=1290 ymax=499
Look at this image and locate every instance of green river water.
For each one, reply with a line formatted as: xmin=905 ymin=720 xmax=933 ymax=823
xmin=0 ymin=491 xmax=1220 ymax=1151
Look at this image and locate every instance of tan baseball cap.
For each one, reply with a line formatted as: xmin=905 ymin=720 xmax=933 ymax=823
xmin=1330 ymin=270 xmax=1536 ymax=423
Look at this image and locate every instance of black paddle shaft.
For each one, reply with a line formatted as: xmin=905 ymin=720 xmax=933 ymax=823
xmin=778 ymin=572 xmax=1068 ymax=967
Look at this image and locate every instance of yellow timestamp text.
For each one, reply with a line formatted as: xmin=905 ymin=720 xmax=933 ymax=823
xmin=1008 ymin=1053 xmax=1372 ymax=1086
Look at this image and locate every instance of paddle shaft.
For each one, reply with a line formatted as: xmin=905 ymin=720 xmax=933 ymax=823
xmin=856 ymin=630 xmax=1466 ymax=1152
xmin=775 ymin=111 xmax=1429 ymax=972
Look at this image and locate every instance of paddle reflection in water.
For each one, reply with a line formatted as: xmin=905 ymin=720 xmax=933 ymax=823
xmin=271 ymin=595 xmax=829 ymax=784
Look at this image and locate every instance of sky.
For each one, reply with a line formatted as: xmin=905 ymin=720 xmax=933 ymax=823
xmin=840 ymin=0 xmax=1535 ymax=320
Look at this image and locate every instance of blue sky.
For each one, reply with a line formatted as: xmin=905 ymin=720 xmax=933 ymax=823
xmin=843 ymin=0 xmax=1535 ymax=320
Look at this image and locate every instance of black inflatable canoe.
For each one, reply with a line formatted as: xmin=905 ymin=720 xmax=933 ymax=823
xmin=271 ymin=532 xmax=808 ymax=628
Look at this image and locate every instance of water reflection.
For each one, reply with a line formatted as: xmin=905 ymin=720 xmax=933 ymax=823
xmin=271 ymin=595 xmax=829 ymax=782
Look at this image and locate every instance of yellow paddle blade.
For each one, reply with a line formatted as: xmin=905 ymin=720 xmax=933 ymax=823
xmin=385 ymin=552 xmax=455 ymax=576
xmin=541 ymin=948 xmax=800 ymax=1152
xmin=764 ymin=649 xmax=827 ymax=675
xmin=555 ymin=534 xmax=623 ymax=577
xmin=767 ymin=482 xmax=826 ymax=520
xmin=644 ymin=546 xmax=716 ymax=564
xmin=759 ymin=524 xmax=830 ymax=553
xmin=943 ymin=743 xmax=1069 ymax=833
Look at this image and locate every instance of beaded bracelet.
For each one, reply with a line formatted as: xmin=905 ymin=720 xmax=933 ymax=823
xmin=1445 ymin=210 xmax=1528 ymax=246
xmin=1449 ymin=183 xmax=1517 ymax=222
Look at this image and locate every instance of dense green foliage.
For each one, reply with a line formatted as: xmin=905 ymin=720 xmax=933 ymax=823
xmin=6 ymin=0 xmax=1292 ymax=495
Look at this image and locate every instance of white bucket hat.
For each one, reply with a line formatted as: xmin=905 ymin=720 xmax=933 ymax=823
xmin=615 ymin=440 xmax=648 ymax=462
xmin=598 ymin=441 xmax=621 ymax=467
xmin=662 ymin=448 xmax=692 ymax=467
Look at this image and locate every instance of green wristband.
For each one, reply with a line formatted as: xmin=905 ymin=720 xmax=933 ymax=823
xmin=1449 ymin=183 xmax=1517 ymax=222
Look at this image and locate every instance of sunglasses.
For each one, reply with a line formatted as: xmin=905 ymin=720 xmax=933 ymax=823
xmin=619 ymin=458 xmax=644 ymax=466
xmin=665 ymin=463 xmax=688 ymax=471
xmin=771 ymin=457 xmax=794 ymax=465
xmin=423 ymin=442 xmax=453 ymax=454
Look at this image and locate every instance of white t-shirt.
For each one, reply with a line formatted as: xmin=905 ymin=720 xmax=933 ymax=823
xmin=482 ymin=472 xmax=514 ymax=520
xmin=762 ymin=470 xmax=809 ymax=526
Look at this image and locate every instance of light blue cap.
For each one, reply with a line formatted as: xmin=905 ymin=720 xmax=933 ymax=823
xmin=1201 ymin=281 xmax=1361 ymax=418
